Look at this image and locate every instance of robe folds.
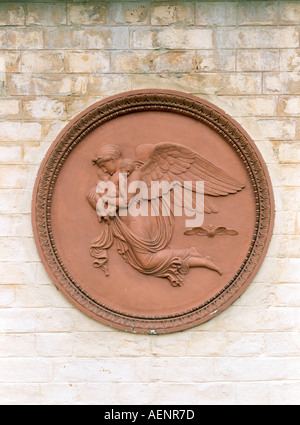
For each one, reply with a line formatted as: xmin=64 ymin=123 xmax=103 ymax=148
xmin=90 ymin=199 xmax=191 ymax=286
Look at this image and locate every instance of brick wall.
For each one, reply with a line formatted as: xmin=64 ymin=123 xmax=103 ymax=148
xmin=0 ymin=1 xmax=300 ymax=405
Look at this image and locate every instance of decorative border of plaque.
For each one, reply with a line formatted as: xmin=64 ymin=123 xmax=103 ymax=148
xmin=32 ymin=89 xmax=274 ymax=334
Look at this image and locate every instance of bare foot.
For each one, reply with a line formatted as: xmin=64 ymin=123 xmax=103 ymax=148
xmin=201 ymin=257 xmax=223 ymax=275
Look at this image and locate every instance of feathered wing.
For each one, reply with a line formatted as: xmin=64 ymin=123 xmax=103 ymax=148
xmin=135 ymin=143 xmax=245 ymax=214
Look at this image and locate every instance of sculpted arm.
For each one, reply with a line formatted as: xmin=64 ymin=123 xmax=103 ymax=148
xmin=87 ymin=186 xmax=100 ymax=210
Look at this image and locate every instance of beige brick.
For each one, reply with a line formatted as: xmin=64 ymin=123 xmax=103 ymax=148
xmin=273 ymin=211 xmax=298 ymax=235
xmin=112 ymin=50 xmax=196 ymax=73
xmin=39 ymin=383 xmax=77 ymax=405
xmin=0 ymin=144 xmax=22 ymax=163
xmin=186 ymin=332 xmax=227 ymax=356
xmin=274 ymin=284 xmax=300 ymax=307
xmin=0 ymin=358 xmax=52 ymax=382
xmin=0 ymin=4 xmax=25 ymax=25
xmin=279 ymin=259 xmax=300 ymax=283
xmin=36 ymin=263 xmax=53 ymax=285
xmin=254 ymin=140 xmax=277 ymax=164
xmin=8 ymin=74 xmax=88 ymax=96
xmin=270 ymin=383 xmax=300 ymax=405
xmin=236 ymin=281 xmax=276 ymax=307
xmin=278 ymin=142 xmax=300 ymax=163
xmin=43 ymin=27 xmax=73 ymax=49
xmin=130 ymin=28 xmax=154 ymax=49
xmin=44 ymin=27 xmax=129 ymax=50
xmin=0 ymin=52 xmax=20 ymax=72
xmin=73 ymin=332 xmax=150 ymax=357
xmin=27 ymin=3 xmax=66 ymax=25
xmin=0 ymin=122 xmax=41 ymax=142
xmin=110 ymin=2 xmax=150 ymax=25
xmin=263 ymin=73 xmax=300 ymax=95
xmin=218 ymin=305 xmax=295 ymax=332
xmin=131 ymin=73 xmax=261 ymax=95
xmin=192 ymin=73 xmax=262 ymax=95
xmin=52 ymin=358 xmax=145 ymax=383
xmin=0 ymin=384 xmax=40 ymax=405
xmin=265 ymin=332 xmax=300 ymax=355
xmin=0 ymin=28 xmax=43 ymax=49
xmin=112 ymin=50 xmax=155 ymax=73
xmin=278 ymin=97 xmax=300 ymax=116
xmin=280 ymin=49 xmax=300 ymax=71
xmin=36 ymin=333 xmax=73 ymax=357
xmin=130 ymin=73 xmax=189 ymax=92
xmin=42 ymin=120 xmax=69 ymax=143
xmin=15 ymin=285 xmax=69 ymax=308
xmin=131 ymin=27 xmax=213 ymax=49
xmin=87 ymin=74 xmax=131 ymax=96
xmin=195 ymin=50 xmax=235 ymax=72
xmin=147 ymin=383 xmax=199 ymax=405
xmin=23 ymin=98 xmax=66 ymax=120
xmin=68 ymin=4 xmax=108 ymax=25
xmin=220 ymin=96 xmax=277 ymax=117
xmin=151 ymin=3 xmax=194 ymax=25
xmin=237 ymin=50 xmax=279 ymax=71
xmin=274 ymin=186 xmax=300 ymax=212
xmin=23 ymin=141 xmax=52 ymax=165
xmin=0 ymin=334 xmax=36 ymax=357
xmin=195 ymin=2 xmax=237 ymax=26
xmin=216 ymin=27 xmax=299 ymax=49
xmin=150 ymin=333 xmax=187 ymax=356
xmin=114 ymin=383 xmax=161 ymax=405
xmin=0 ymin=99 xmax=20 ymax=117
xmin=252 ymin=258 xmax=285 ymax=284
xmin=65 ymin=51 xmax=110 ymax=73
xmin=0 ymin=308 xmax=73 ymax=333
xmin=196 ymin=383 xmax=238 ymax=405
xmin=279 ymin=1 xmax=300 ymax=23
xmin=237 ymin=1 xmax=278 ymax=25
xmin=22 ymin=51 xmax=64 ymax=73
xmin=235 ymin=383 xmax=271 ymax=405
xmin=71 ymin=308 xmax=113 ymax=332
xmin=0 ymin=214 xmax=32 ymax=237
xmin=268 ymin=164 xmax=300 ymax=187
xmin=227 ymin=333 xmax=265 ymax=356
xmin=239 ymin=117 xmax=296 ymax=140
xmin=65 ymin=97 xmax=102 ymax=120
xmin=74 ymin=27 xmax=130 ymax=49
xmin=153 ymin=50 xmax=196 ymax=73
xmin=150 ymin=357 xmax=215 ymax=382
xmin=0 ymin=189 xmax=33 ymax=214
xmin=0 ymin=166 xmax=23 ymax=189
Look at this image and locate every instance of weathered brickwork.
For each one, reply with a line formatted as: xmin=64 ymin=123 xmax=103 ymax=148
xmin=0 ymin=1 xmax=299 ymax=405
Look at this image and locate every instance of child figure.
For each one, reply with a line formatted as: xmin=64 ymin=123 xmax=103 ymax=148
xmin=96 ymin=158 xmax=135 ymax=222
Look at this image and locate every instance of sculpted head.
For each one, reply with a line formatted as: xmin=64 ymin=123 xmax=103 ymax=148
xmin=92 ymin=144 xmax=122 ymax=176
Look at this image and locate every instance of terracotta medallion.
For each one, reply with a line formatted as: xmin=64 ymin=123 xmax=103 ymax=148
xmin=32 ymin=89 xmax=274 ymax=334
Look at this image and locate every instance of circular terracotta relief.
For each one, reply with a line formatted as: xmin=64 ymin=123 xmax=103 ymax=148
xmin=32 ymin=89 xmax=274 ymax=334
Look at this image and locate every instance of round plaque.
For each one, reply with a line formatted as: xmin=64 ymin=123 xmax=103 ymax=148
xmin=32 ymin=89 xmax=274 ymax=334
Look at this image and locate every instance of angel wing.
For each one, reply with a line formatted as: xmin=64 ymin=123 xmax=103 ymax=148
xmin=135 ymin=143 xmax=245 ymax=214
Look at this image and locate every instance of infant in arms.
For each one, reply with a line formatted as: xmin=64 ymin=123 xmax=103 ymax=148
xmin=96 ymin=158 xmax=135 ymax=221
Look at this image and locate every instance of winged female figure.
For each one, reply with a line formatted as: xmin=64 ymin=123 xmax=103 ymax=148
xmin=87 ymin=143 xmax=245 ymax=287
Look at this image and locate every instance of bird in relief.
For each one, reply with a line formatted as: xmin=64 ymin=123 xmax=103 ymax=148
xmin=184 ymin=225 xmax=239 ymax=238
